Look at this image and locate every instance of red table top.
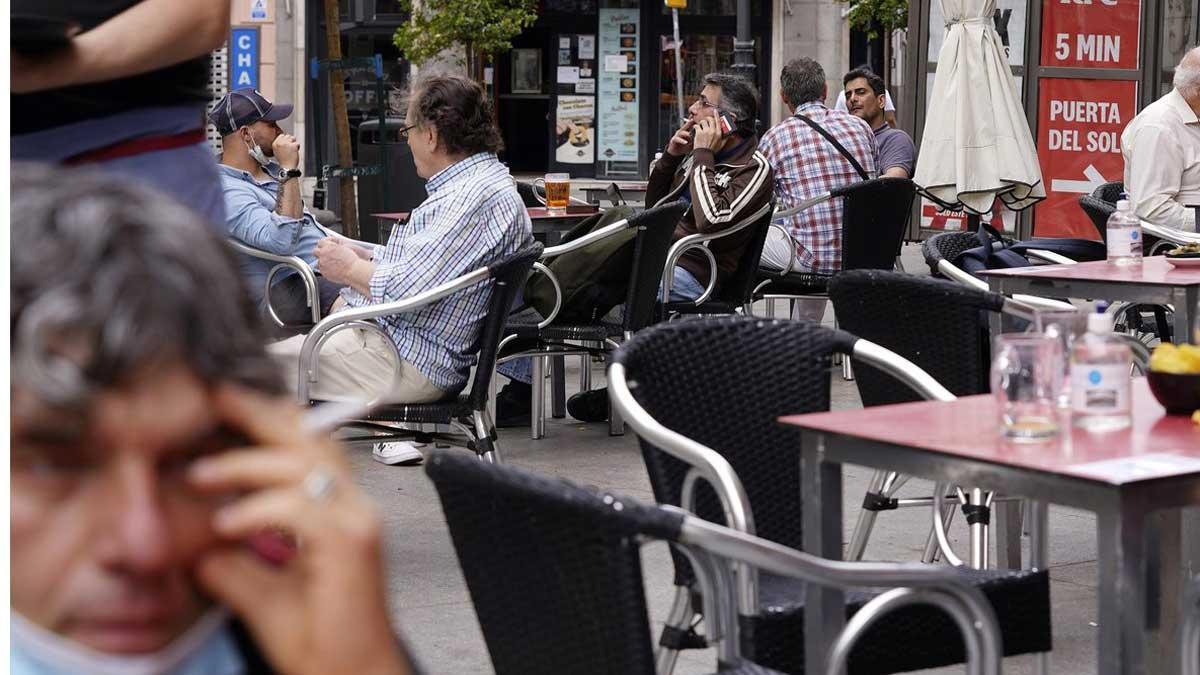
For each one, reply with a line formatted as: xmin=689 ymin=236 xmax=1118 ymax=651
xmin=781 ymin=380 xmax=1200 ymax=486
xmin=372 ymin=206 xmax=599 ymax=221
xmin=978 ymin=256 xmax=1200 ymax=287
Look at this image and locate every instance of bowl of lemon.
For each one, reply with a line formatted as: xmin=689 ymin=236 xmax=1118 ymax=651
xmin=1147 ymin=344 xmax=1200 ymax=416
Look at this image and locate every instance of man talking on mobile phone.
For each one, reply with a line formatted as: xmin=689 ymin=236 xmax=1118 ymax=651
xmin=563 ymin=72 xmax=773 ymax=423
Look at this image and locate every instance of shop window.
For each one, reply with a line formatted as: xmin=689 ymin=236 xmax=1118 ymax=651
xmin=338 ymin=34 xmax=410 ymax=160
xmin=659 ymin=0 xmax=760 ymax=17
xmin=1161 ymin=0 xmax=1198 ymax=95
xmin=544 ymin=0 xmax=598 ymax=14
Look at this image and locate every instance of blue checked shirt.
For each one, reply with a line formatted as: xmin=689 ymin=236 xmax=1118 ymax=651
xmin=341 ymin=153 xmax=532 ymax=392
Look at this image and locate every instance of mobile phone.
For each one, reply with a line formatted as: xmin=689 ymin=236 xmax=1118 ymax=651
xmin=718 ymin=112 xmax=736 ymax=137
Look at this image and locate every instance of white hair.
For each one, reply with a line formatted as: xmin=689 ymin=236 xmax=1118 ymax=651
xmin=1173 ymin=47 xmax=1200 ymax=98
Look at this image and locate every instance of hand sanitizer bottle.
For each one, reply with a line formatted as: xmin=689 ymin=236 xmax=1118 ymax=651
xmin=1070 ymin=311 xmax=1132 ymax=431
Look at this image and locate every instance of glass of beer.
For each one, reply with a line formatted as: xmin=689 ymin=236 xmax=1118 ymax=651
xmin=535 ymin=173 xmax=571 ymax=211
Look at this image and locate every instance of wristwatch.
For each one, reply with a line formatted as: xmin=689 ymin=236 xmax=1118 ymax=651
xmin=278 ymin=167 xmax=303 ymax=182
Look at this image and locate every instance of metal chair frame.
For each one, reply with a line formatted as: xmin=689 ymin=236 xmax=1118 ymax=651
xmin=660 ymin=200 xmax=774 ymax=312
xmin=228 ymin=239 xmax=322 ymax=327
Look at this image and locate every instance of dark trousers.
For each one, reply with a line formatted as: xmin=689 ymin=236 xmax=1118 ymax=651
xmin=266 ymin=273 xmax=345 ymax=337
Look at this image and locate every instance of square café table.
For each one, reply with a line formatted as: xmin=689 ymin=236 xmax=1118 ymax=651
xmin=783 ymin=380 xmax=1200 ymax=674
xmin=979 ymin=257 xmax=1200 ymax=344
xmin=373 ymin=205 xmax=599 ymax=246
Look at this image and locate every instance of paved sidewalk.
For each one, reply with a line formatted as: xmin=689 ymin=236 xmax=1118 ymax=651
xmin=348 ymin=244 xmax=1107 ymax=674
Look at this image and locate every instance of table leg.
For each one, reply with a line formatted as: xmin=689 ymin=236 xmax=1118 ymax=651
xmin=1173 ymin=287 xmax=1199 ymax=344
xmin=801 ymin=432 xmax=844 ymax=675
xmin=993 ymin=500 xmax=1023 ymax=570
xmin=550 ymin=356 xmax=566 ymax=419
xmin=1148 ymin=509 xmax=1189 ymax=673
xmin=1097 ymin=502 xmax=1149 ymax=674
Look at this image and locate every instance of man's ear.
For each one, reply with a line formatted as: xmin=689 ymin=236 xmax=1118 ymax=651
xmin=821 ymin=82 xmax=828 ymax=105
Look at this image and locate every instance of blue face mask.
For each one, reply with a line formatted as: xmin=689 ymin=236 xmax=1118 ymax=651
xmin=10 ymin=610 xmax=242 ymax=675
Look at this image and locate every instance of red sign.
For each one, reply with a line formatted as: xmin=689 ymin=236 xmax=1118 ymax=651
xmin=1041 ymin=0 xmax=1141 ymax=70
xmin=1034 ymin=78 xmax=1138 ymax=238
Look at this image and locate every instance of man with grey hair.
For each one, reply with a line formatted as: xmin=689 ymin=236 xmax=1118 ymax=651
xmin=1121 ymin=46 xmax=1200 ymax=232
xmin=11 ymin=165 xmax=420 ymax=675
xmin=758 ymin=57 xmax=876 ymax=320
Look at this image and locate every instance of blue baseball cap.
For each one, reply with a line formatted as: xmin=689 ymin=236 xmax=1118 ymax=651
xmin=208 ymin=88 xmax=293 ymax=136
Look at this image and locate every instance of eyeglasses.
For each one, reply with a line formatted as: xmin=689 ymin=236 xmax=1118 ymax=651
xmin=399 ymin=124 xmax=418 ymax=139
xmin=697 ymin=97 xmax=718 ymax=109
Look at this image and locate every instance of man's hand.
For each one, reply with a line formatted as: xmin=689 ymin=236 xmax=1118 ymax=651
xmin=273 ymin=134 xmax=301 ymax=170
xmin=665 ymin=118 xmax=695 ymax=156
xmin=692 ymin=117 xmax=721 ymax=152
xmin=188 ymin=387 xmax=415 ymax=675
xmin=313 ymin=238 xmax=360 ymax=285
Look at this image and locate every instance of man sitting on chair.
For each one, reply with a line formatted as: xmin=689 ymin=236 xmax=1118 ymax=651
xmin=269 ymin=75 xmax=533 ymax=465
xmin=842 ymin=67 xmax=915 ymax=180
xmin=212 ymin=88 xmax=351 ymax=331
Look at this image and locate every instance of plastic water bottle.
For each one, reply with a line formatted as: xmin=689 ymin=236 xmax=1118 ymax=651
xmin=1070 ymin=311 xmax=1132 ymax=431
xmin=1105 ymin=197 xmax=1142 ymax=265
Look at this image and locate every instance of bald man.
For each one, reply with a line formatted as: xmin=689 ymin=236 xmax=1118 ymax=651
xmin=1121 ymin=47 xmax=1200 ymax=232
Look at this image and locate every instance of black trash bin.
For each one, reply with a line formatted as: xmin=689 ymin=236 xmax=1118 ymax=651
xmin=356 ymin=118 xmax=427 ymax=243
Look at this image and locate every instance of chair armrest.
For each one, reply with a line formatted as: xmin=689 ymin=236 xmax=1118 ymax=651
xmin=1025 ymin=249 xmax=1078 ymax=265
xmin=679 ymin=517 xmax=1003 ymax=675
xmin=661 ymin=202 xmax=772 ymax=306
xmin=1142 ymin=220 xmax=1200 ymax=246
xmin=541 ymin=218 xmax=631 ymax=258
xmin=772 ymin=192 xmax=833 ymax=221
xmin=527 ymin=262 xmax=563 ymax=328
xmin=228 ymin=239 xmax=321 ymax=325
xmin=296 ymin=266 xmax=491 ymax=403
xmin=609 ymin=363 xmax=759 ymax=613
xmin=675 ymin=514 xmax=1002 ymax=675
xmin=936 ymin=258 xmax=1076 ymax=320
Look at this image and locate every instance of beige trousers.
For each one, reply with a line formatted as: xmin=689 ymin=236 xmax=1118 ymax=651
xmin=269 ymin=326 xmax=447 ymax=404
xmin=759 ymin=227 xmax=829 ymax=323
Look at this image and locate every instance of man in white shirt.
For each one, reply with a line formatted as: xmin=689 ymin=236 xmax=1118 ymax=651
xmin=1121 ymin=46 xmax=1200 ymax=232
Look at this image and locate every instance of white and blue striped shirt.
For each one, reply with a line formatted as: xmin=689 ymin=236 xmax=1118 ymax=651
xmin=341 ymin=153 xmax=532 ymax=392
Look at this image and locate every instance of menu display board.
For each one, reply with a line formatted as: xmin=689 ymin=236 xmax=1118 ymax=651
xmin=555 ymin=95 xmax=596 ymax=164
xmin=1034 ymin=77 xmax=1138 ymax=238
xmin=1040 ymin=0 xmax=1141 ymax=70
xmin=597 ymin=8 xmax=640 ymax=164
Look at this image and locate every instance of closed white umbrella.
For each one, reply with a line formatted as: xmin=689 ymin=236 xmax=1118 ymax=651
xmin=914 ymin=0 xmax=1044 ymax=215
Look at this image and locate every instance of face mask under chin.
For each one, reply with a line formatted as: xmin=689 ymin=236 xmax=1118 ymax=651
xmin=242 ymin=132 xmax=271 ymax=169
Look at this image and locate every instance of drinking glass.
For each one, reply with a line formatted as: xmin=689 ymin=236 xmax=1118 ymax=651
xmin=534 ymin=173 xmax=571 ymax=210
xmin=1033 ymin=308 xmax=1087 ymax=408
xmin=990 ymin=334 xmax=1063 ymax=441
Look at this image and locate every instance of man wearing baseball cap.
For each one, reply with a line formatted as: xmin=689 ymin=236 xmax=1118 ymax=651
xmin=212 ymin=88 xmax=358 ymax=332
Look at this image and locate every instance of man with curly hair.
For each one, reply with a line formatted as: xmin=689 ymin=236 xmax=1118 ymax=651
xmin=271 ymin=75 xmax=534 ymax=465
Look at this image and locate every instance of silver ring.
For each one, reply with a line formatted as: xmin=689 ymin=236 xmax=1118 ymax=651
xmin=301 ymin=467 xmax=337 ymax=502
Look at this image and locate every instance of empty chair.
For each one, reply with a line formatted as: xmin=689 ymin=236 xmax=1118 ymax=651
xmin=426 ymin=449 xmax=1005 ymax=675
xmin=610 ymin=316 xmax=1052 ymax=674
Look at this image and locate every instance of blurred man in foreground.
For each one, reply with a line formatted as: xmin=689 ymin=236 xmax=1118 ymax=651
xmin=1121 ymin=46 xmax=1200 ymax=232
xmin=11 ymin=165 xmax=417 ymax=675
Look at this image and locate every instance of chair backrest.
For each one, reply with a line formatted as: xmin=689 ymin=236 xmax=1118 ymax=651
xmin=612 ymin=316 xmax=856 ymax=585
xmin=468 ymin=242 xmax=543 ymax=407
xmin=622 ymin=200 xmax=690 ymax=332
xmin=707 ymin=201 xmax=775 ymax=306
xmin=515 ymin=181 xmax=544 ymax=208
xmin=1078 ymin=195 xmax=1114 ymax=242
xmin=921 ymin=231 xmax=986 ymax=277
xmin=1094 ymin=180 xmax=1124 ymax=204
xmin=425 ymin=450 xmax=683 ymax=675
xmin=828 ymin=270 xmax=1004 ymax=405
xmin=836 ymin=177 xmax=916 ymax=271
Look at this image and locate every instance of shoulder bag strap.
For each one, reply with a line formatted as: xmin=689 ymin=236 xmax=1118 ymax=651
xmin=793 ymin=111 xmax=871 ymax=181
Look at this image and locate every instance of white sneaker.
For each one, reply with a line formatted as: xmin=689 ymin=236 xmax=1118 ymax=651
xmin=372 ymin=441 xmax=425 ymax=466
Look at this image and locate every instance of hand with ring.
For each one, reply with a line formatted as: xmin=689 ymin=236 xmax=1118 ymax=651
xmin=187 ymin=387 xmax=416 ymax=675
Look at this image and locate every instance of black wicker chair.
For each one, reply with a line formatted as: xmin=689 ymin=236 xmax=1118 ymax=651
xmin=295 ymin=243 xmax=542 ymax=462
xmin=660 ymin=200 xmax=775 ymax=317
xmin=751 ymin=177 xmax=916 ymax=313
xmin=609 ymin=316 xmax=1051 ymax=675
xmin=427 ymin=449 xmax=1006 ymax=675
xmin=498 ymin=200 xmax=689 ymax=438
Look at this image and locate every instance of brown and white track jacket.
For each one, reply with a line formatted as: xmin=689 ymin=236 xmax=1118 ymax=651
xmin=646 ymin=136 xmax=773 ymax=291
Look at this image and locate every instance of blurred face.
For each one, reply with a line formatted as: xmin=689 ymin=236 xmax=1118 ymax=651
xmin=687 ymin=84 xmax=724 ymax=124
xmin=844 ymin=77 xmax=884 ymax=127
xmin=11 ymin=361 xmax=238 ymax=654
xmin=241 ymin=119 xmax=282 ymax=157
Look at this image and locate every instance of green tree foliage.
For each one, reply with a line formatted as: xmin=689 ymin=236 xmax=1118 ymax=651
xmin=393 ymin=0 xmax=539 ymax=79
xmin=837 ymin=0 xmax=908 ymax=38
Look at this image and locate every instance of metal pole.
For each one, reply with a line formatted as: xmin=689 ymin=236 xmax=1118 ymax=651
xmin=731 ymin=0 xmax=756 ymax=80
xmin=672 ymin=9 xmax=685 ymax=124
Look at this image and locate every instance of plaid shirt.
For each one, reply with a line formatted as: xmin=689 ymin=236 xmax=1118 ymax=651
xmin=758 ymin=102 xmax=877 ymax=274
xmin=341 ymin=153 xmax=532 ymax=392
